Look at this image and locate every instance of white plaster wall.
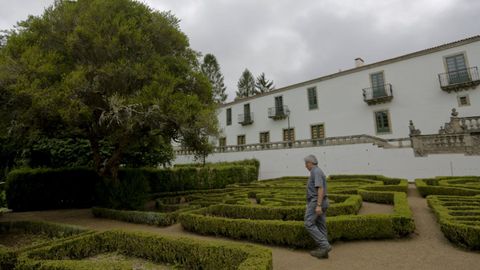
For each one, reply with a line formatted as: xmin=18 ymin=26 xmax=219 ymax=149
xmin=174 ymin=145 xmax=480 ymax=181
xmin=217 ymin=40 xmax=480 ymax=144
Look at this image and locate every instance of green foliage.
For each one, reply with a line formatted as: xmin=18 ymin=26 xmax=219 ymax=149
xmin=415 ymin=177 xmax=480 ymax=197
xmin=201 ymin=53 xmax=227 ymax=103
xmin=5 ymin=167 xmax=98 ymax=211
xmin=95 ymin=169 xmax=150 ymax=210
xmin=16 ymin=230 xmax=273 ymax=270
xmin=0 ymin=0 xmax=218 ymax=181
xmin=0 ymin=220 xmax=90 ymax=270
xmin=427 ymin=195 xmax=480 ymax=250
xmin=255 ymin=72 xmax=275 ymax=94
xmin=91 ymin=207 xmax=177 ymax=226
xmin=236 ymin=68 xmax=256 ymax=99
xmin=178 ymin=192 xmax=414 ymax=248
xmin=5 ymin=164 xmax=257 ymax=211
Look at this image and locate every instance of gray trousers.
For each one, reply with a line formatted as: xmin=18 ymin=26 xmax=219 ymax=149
xmin=304 ymin=200 xmax=330 ymax=249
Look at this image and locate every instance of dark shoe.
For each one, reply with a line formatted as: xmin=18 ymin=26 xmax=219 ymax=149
xmin=310 ymin=248 xmax=329 ymax=259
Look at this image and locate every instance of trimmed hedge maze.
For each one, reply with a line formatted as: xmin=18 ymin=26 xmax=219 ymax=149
xmin=15 ymin=230 xmax=272 ymax=270
xmin=416 ymin=176 xmax=480 ymax=197
xmin=126 ymin=174 xmax=413 ymax=248
xmin=0 ymin=221 xmax=91 ymax=270
xmin=427 ymin=195 xmax=480 ymax=250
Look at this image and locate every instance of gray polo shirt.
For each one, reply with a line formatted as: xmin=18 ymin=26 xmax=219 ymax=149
xmin=307 ymin=166 xmax=328 ymax=204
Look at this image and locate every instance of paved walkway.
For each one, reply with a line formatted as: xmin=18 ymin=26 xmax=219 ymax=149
xmin=1 ymin=184 xmax=479 ymax=269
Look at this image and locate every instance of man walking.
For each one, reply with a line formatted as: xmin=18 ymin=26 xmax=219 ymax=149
xmin=304 ymin=154 xmax=331 ymax=259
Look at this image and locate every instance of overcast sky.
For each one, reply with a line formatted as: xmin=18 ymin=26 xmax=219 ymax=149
xmin=1 ymin=0 xmax=478 ymax=101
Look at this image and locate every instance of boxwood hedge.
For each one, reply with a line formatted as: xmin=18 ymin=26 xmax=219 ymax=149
xmin=427 ymin=195 xmax=480 ymax=250
xmin=416 ymin=177 xmax=480 ymax=197
xmin=15 ymin=230 xmax=272 ymax=270
xmin=178 ymin=192 xmax=414 ymax=248
xmin=0 ymin=221 xmax=90 ymax=270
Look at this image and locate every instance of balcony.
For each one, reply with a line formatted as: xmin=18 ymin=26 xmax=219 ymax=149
xmin=238 ymin=112 xmax=254 ymax=126
xmin=362 ymin=84 xmax=393 ymax=105
xmin=438 ymin=67 xmax=480 ymax=92
xmin=268 ymin=105 xmax=289 ymax=120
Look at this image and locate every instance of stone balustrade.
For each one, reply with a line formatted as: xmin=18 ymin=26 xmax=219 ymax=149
xmin=174 ymin=134 xmax=411 ymax=156
xmin=460 ymin=116 xmax=480 ymax=132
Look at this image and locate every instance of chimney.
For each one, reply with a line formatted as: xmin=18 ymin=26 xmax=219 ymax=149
xmin=355 ymin=57 xmax=364 ymax=68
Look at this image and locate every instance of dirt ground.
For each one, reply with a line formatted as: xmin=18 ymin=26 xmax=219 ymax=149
xmin=1 ymin=184 xmax=479 ymax=269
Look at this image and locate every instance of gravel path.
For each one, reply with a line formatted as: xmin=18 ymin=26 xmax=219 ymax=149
xmin=1 ymin=184 xmax=479 ymax=269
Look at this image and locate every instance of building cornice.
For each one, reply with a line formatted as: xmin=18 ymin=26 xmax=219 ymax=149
xmin=221 ymin=35 xmax=480 ymax=108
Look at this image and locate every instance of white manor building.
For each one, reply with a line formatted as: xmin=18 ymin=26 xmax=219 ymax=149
xmin=175 ymin=36 xmax=480 ymax=180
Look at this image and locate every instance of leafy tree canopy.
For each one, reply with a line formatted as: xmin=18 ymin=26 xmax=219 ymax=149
xmin=0 ymin=0 xmax=218 ymax=181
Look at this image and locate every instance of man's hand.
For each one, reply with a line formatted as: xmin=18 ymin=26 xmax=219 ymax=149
xmin=315 ymin=205 xmax=323 ymax=216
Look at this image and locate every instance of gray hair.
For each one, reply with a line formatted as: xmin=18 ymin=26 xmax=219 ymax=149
xmin=304 ymin=154 xmax=318 ymax=165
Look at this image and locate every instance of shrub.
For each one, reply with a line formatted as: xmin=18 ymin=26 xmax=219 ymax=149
xmin=178 ymin=192 xmax=414 ymax=248
xmin=91 ymin=206 xmax=199 ymax=226
xmin=416 ymin=178 xmax=480 ymax=197
xmin=0 ymin=221 xmax=90 ymax=270
xmin=16 ymin=230 xmax=272 ymax=270
xmin=6 ymin=167 xmax=99 ymax=212
xmin=95 ymin=169 xmax=150 ymax=210
xmin=6 ymin=165 xmax=257 ymax=211
xmin=427 ymin=195 xmax=480 ymax=250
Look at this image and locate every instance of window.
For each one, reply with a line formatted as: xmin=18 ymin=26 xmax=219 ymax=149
xmin=237 ymin=135 xmax=246 ymax=145
xmin=375 ymin=110 xmax=391 ymax=134
xmin=259 ymin=131 xmax=270 ymax=144
xmin=370 ymin=72 xmax=386 ymax=98
xmin=283 ymin=128 xmax=295 ymax=141
xmin=226 ymin=108 xmax=232 ymax=126
xmin=457 ymin=94 xmax=470 ymax=107
xmin=244 ymin=103 xmax=251 ymax=122
xmin=445 ymin=54 xmax=469 ymax=84
xmin=275 ymin=96 xmax=284 ymax=114
xmin=307 ymin=87 xmax=318 ymax=110
xmin=311 ymin=124 xmax=325 ymax=139
xmin=219 ymin=137 xmax=226 ymax=147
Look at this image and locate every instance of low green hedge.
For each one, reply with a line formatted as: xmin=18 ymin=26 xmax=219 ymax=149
xmin=202 ymin=194 xmax=362 ymax=221
xmin=0 ymin=221 xmax=90 ymax=270
xmin=415 ymin=178 xmax=480 ymax=197
xmin=179 ymin=192 xmax=414 ymax=248
xmin=92 ymin=207 xmax=175 ymax=226
xmin=427 ymin=195 xmax=480 ymax=250
xmin=16 ymin=230 xmax=272 ymax=270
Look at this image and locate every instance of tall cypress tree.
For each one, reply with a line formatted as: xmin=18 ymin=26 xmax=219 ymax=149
xmin=201 ymin=54 xmax=227 ymax=103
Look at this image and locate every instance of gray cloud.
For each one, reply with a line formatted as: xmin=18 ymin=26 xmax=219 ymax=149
xmin=1 ymin=0 xmax=479 ymax=101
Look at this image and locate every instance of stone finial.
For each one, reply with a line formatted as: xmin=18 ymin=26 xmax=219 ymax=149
xmin=409 ymin=120 xmax=421 ymax=136
xmin=451 ymin=108 xmax=458 ymax=117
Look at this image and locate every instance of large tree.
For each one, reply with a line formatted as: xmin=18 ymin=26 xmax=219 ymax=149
xmin=236 ymin=68 xmax=255 ymax=99
xmin=201 ymin=54 xmax=227 ymax=104
xmin=0 ymin=0 xmax=217 ymax=182
xmin=255 ymin=72 xmax=275 ymax=94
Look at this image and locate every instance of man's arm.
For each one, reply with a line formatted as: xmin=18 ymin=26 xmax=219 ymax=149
xmin=315 ymin=187 xmax=324 ymax=215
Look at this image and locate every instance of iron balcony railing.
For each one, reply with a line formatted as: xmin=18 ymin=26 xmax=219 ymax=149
xmin=268 ymin=105 xmax=289 ymax=120
xmin=237 ymin=112 xmax=254 ymax=125
xmin=438 ymin=66 xmax=480 ymax=91
xmin=362 ymin=83 xmax=393 ymax=105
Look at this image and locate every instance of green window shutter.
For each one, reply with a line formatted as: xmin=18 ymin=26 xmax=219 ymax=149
xmin=226 ymin=108 xmax=232 ymax=125
xmin=446 ymin=54 xmax=470 ymax=84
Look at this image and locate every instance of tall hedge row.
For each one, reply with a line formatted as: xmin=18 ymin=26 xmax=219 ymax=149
xmin=6 ymin=161 xmax=259 ymax=211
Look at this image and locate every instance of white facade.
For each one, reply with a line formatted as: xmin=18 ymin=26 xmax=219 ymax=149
xmin=175 ymin=36 xmax=480 ymax=180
